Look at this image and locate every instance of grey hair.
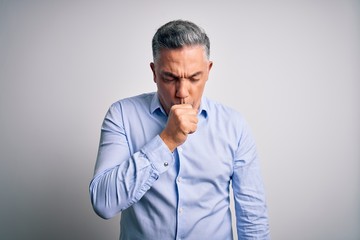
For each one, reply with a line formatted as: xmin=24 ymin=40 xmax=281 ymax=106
xmin=152 ymin=20 xmax=210 ymax=61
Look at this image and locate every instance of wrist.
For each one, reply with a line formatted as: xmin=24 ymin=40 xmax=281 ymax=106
xmin=159 ymin=131 xmax=177 ymax=152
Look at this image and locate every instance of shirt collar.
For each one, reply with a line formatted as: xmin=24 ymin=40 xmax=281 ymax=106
xmin=150 ymin=92 xmax=208 ymax=119
xmin=150 ymin=92 xmax=166 ymax=115
xmin=199 ymin=96 xmax=209 ymax=119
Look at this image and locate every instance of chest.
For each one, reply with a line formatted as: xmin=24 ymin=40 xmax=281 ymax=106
xmin=124 ymin=111 xmax=237 ymax=181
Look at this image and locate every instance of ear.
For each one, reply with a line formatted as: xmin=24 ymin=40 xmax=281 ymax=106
xmin=208 ymin=61 xmax=213 ymax=71
xmin=150 ymin=62 xmax=156 ymax=83
xmin=205 ymin=61 xmax=213 ymax=82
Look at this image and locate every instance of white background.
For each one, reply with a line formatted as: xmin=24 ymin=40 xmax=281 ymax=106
xmin=0 ymin=1 xmax=359 ymax=239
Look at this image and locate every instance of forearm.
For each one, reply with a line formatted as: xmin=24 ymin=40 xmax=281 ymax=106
xmin=235 ymin=190 xmax=270 ymax=239
xmin=233 ymin=157 xmax=270 ymax=239
xmin=90 ymin=153 xmax=155 ymax=219
xmin=90 ymin=135 xmax=173 ymax=219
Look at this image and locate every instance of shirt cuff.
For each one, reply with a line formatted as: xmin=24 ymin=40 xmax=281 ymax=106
xmin=141 ymin=135 xmax=174 ymax=174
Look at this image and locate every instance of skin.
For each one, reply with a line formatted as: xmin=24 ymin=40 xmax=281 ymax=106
xmin=150 ymin=45 xmax=213 ymax=152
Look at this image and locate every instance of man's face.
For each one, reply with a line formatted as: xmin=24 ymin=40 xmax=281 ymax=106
xmin=150 ymin=46 xmax=213 ymax=114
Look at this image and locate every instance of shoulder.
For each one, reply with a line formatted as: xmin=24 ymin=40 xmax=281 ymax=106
xmin=204 ymin=97 xmax=243 ymax=121
xmin=112 ymin=92 xmax=155 ymax=107
xmin=203 ymin=97 xmax=255 ymax=152
xmin=104 ymin=92 xmax=155 ymax=120
xmin=107 ymin=92 xmax=155 ymax=115
xmin=203 ymin=97 xmax=252 ymax=137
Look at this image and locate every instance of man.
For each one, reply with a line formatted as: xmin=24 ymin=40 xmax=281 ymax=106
xmin=90 ymin=20 xmax=270 ymax=239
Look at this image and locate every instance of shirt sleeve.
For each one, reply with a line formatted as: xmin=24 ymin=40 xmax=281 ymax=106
xmin=232 ymin=118 xmax=270 ymax=239
xmin=89 ymin=103 xmax=174 ymax=219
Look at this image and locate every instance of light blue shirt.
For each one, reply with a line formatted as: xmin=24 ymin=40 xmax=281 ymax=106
xmin=90 ymin=92 xmax=270 ymax=240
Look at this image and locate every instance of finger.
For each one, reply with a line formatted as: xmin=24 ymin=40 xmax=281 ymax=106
xmin=188 ymin=122 xmax=198 ymax=134
xmin=171 ymin=104 xmax=193 ymax=110
xmin=171 ymin=106 xmax=197 ymax=117
xmin=188 ymin=115 xmax=198 ymax=124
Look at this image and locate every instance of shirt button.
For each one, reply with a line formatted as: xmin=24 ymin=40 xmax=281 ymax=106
xmin=179 ymin=207 xmax=183 ymax=214
xmin=177 ymin=177 xmax=182 ymax=183
xmin=164 ymin=162 xmax=169 ymax=167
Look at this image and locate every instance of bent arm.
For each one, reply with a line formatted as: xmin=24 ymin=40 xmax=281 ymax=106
xmin=89 ymin=104 xmax=173 ymax=219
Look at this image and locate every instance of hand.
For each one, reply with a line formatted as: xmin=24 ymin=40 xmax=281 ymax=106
xmin=160 ymin=104 xmax=198 ymax=152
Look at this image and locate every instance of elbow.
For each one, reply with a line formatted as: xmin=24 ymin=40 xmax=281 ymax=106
xmin=92 ymin=203 xmax=117 ymax=220
xmin=89 ymin=179 xmax=119 ymax=220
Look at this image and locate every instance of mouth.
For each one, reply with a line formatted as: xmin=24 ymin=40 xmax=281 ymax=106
xmin=175 ymin=100 xmax=192 ymax=106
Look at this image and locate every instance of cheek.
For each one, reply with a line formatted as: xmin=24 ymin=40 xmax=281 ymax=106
xmin=194 ymin=82 xmax=206 ymax=95
xmin=157 ymin=84 xmax=174 ymax=101
xmin=158 ymin=84 xmax=171 ymax=94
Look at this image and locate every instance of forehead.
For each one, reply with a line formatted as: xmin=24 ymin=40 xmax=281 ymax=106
xmin=155 ymin=46 xmax=207 ymax=72
xmin=157 ymin=46 xmax=207 ymax=64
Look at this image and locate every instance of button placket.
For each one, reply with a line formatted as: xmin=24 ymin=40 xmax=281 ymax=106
xmin=178 ymin=146 xmax=183 ymax=153
xmin=175 ymin=146 xmax=186 ymax=239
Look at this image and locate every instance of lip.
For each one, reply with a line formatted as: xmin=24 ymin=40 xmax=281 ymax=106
xmin=174 ymin=101 xmax=192 ymax=105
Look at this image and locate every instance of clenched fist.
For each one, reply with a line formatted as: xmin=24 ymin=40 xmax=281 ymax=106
xmin=160 ymin=104 xmax=198 ymax=152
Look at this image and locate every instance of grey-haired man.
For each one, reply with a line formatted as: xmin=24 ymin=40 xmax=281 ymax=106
xmin=90 ymin=20 xmax=270 ymax=239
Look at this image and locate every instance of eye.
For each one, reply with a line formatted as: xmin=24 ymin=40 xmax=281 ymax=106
xmin=190 ymin=77 xmax=200 ymax=82
xmin=163 ymin=77 xmax=176 ymax=83
xmin=189 ymin=72 xmax=202 ymax=82
xmin=161 ymin=72 xmax=179 ymax=83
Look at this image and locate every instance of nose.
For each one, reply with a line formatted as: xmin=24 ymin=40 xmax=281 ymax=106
xmin=176 ymin=79 xmax=189 ymax=100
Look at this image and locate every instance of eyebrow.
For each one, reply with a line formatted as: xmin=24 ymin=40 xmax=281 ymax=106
xmin=161 ymin=72 xmax=178 ymax=79
xmin=161 ymin=71 xmax=203 ymax=79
